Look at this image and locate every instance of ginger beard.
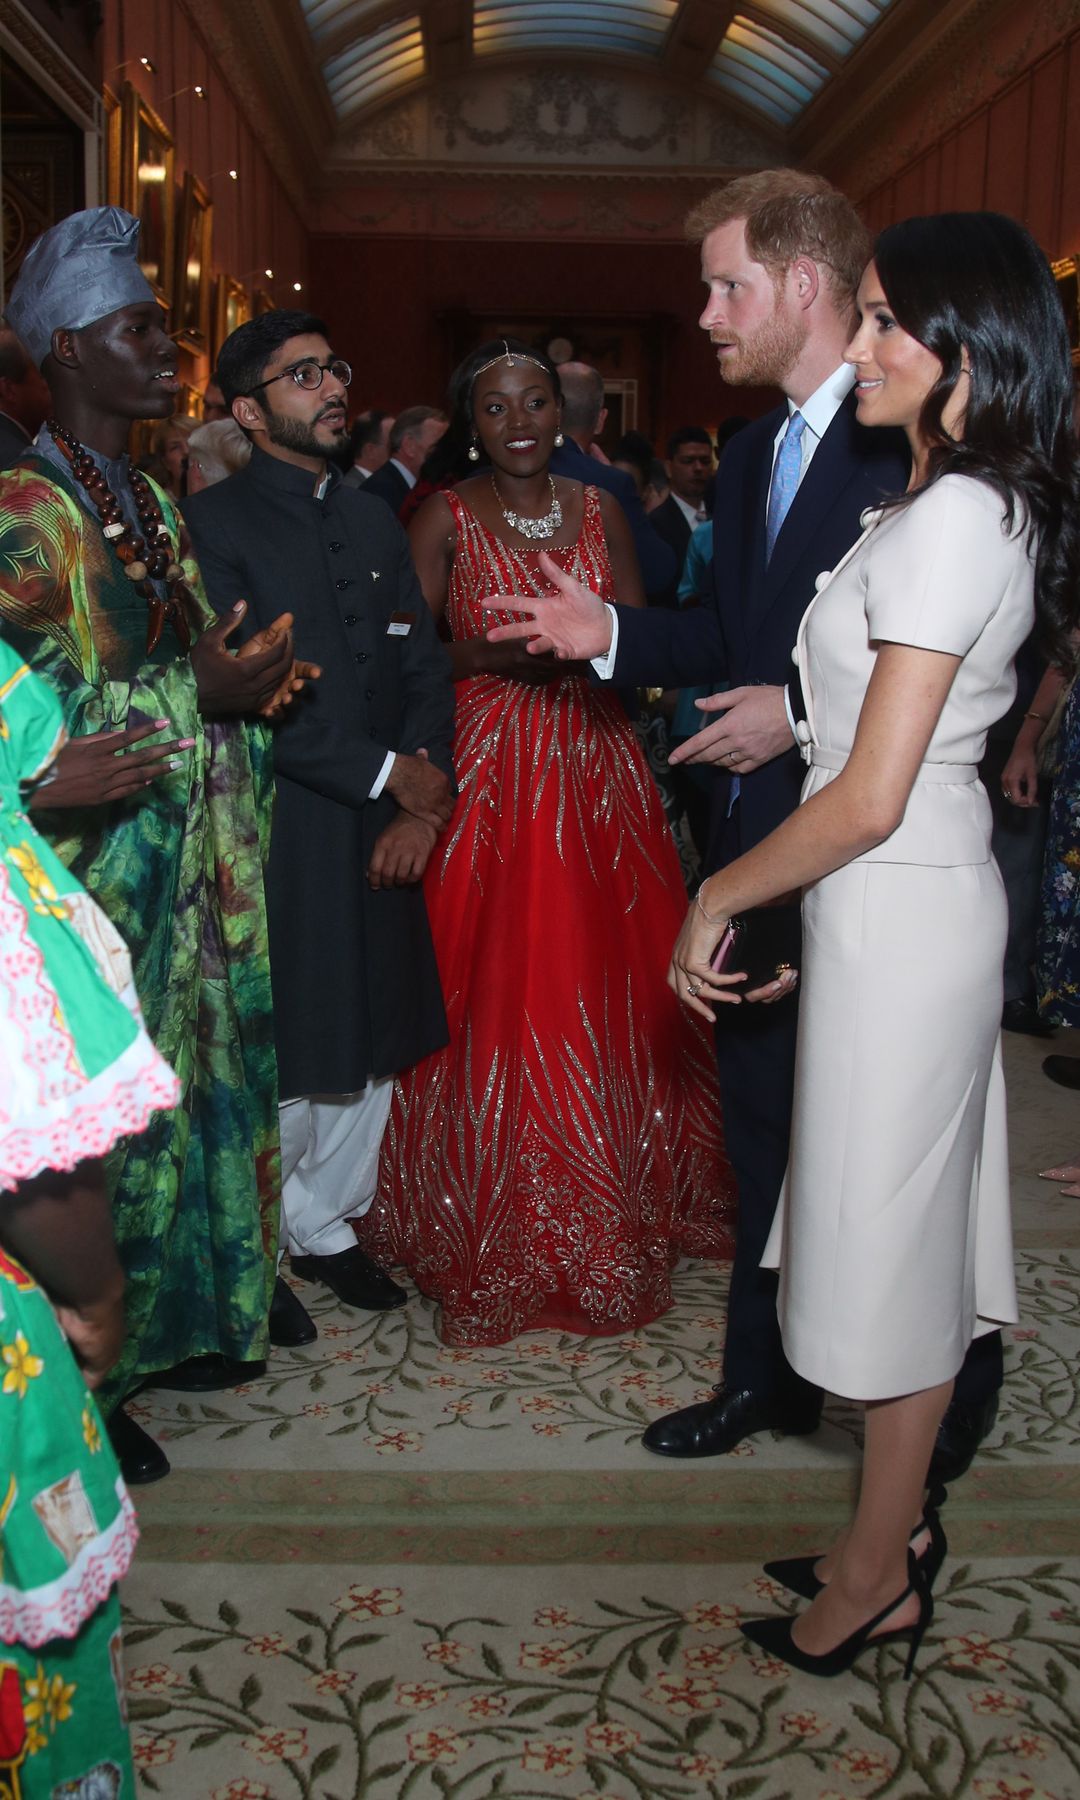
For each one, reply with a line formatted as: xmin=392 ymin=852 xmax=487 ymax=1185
xmin=713 ymin=277 xmax=809 ymax=389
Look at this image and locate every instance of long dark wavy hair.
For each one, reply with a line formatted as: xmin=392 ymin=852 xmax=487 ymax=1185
xmin=873 ymin=212 xmax=1080 ymax=668
xmin=447 ymin=337 xmax=563 ymax=463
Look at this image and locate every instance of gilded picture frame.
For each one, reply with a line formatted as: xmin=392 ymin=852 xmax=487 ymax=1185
xmin=214 ymin=274 xmax=251 ymax=363
xmin=120 ymin=83 xmax=175 ymax=307
xmin=103 ymin=85 xmax=122 ymax=207
xmin=173 ymin=171 xmax=213 ymax=352
xmin=1052 ymin=256 xmax=1079 ymax=367
xmin=253 ymin=287 xmax=274 ymax=317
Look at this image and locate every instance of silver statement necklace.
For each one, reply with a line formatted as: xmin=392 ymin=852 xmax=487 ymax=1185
xmin=491 ymin=474 xmax=563 ymax=541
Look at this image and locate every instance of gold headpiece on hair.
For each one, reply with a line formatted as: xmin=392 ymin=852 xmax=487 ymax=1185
xmin=470 ymin=339 xmax=550 ymax=384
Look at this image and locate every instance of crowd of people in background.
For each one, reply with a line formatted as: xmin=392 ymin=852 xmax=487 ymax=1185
xmin=0 ymin=161 xmax=1078 ymax=1783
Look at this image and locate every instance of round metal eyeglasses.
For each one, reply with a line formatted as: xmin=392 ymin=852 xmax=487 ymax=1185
xmin=248 ymin=358 xmax=352 ymax=395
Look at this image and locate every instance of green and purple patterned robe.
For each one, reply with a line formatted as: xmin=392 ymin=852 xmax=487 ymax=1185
xmin=0 ymin=456 xmax=279 ymax=1411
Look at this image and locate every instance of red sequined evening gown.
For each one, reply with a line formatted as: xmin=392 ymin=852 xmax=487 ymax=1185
xmin=359 ymin=487 xmax=734 ymax=1344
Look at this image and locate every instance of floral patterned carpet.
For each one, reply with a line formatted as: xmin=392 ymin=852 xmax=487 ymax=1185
xmin=122 ymin=1031 xmax=1080 ymax=1799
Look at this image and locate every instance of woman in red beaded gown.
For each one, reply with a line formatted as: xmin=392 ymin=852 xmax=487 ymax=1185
xmin=358 ymin=341 xmax=734 ymax=1345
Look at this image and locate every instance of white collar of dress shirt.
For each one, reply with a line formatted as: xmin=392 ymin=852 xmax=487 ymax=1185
xmin=671 ymin=491 xmax=706 ymax=529
xmin=390 ymin=455 xmax=417 ymax=490
xmin=780 ymin=363 xmax=854 ymax=446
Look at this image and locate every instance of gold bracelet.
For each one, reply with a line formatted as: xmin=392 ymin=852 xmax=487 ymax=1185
xmin=1024 ymin=710 xmax=1049 ymax=723
xmin=695 ymin=884 xmax=725 ymax=925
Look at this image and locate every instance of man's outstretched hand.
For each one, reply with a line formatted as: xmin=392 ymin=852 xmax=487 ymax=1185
xmin=483 ymin=553 xmax=612 ymax=662
xmin=669 ymin=686 xmax=795 ymax=773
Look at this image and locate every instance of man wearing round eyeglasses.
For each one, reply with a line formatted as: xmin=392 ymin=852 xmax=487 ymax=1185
xmin=185 ymin=311 xmax=456 ymax=1335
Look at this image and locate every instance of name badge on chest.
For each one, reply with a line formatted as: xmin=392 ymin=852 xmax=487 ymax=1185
xmin=386 ymin=612 xmax=414 ymax=638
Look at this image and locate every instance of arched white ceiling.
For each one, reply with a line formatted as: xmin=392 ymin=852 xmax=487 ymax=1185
xmin=298 ymin=0 xmax=900 ymax=131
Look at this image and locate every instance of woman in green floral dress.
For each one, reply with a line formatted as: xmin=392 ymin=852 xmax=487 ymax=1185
xmin=0 ymin=640 xmax=178 ymax=1797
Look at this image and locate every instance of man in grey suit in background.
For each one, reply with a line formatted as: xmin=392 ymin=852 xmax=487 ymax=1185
xmin=550 ymin=361 xmax=675 ymax=603
xmin=341 ymin=408 xmax=395 ymax=488
xmin=362 ymin=405 xmax=447 ymax=515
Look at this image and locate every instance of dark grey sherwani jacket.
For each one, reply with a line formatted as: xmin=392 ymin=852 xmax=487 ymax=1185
xmin=184 ymin=449 xmax=454 ymax=1098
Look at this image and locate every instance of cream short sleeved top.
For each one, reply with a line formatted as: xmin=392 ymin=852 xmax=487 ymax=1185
xmin=793 ymin=472 xmax=1037 ymax=866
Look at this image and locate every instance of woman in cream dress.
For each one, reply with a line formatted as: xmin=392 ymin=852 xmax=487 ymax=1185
xmin=667 ymin=213 xmax=1079 ymax=1675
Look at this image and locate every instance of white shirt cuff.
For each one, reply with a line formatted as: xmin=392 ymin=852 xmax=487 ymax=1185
xmin=783 ymin=684 xmax=799 ymax=746
xmin=589 ymin=606 xmax=619 ymax=680
xmin=369 ymin=750 xmax=395 ymax=799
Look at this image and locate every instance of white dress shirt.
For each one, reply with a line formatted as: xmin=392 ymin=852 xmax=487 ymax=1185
xmin=670 ymin=491 xmax=707 ymax=531
xmin=592 ymin=365 xmax=855 ymax=699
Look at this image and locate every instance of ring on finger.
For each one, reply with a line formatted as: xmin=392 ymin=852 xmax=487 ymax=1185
xmin=686 ymin=981 xmax=700 ymax=997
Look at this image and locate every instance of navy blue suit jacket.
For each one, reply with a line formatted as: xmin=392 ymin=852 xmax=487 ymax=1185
xmin=550 ymin=437 xmax=675 ymax=601
xmin=610 ymin=391 xmax=909 ymax=866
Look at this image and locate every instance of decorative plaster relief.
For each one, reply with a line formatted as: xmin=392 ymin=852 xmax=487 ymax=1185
xmin=346 ymin=103 xmax=421 ymax=160
xmin=313 ymin=175 xmax=734 ymax=243
xmin=341 ymin=67 xmax=774 ymax=170
xmin=434 ymin=71 xmax=686 ymax=158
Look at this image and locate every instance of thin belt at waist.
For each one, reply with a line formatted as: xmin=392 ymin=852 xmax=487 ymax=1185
xmin=808 ymin=746 xmax=978 ymax=784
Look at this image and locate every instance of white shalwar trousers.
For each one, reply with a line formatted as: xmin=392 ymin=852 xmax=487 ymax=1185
xmin=278 ymin=1080 xmax=394 ymax=1258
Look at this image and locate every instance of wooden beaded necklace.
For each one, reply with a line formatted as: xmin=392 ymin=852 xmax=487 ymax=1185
xmin=47 ymin=418 xmax=193 ymax=654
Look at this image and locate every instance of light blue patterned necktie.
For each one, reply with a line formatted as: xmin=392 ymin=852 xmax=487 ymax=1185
xmin=765 ymin=410 xmax=806 ymax=563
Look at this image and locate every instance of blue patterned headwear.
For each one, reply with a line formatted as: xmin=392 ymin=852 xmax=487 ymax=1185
xmin=6 ymin=206 xmax=157 ymax=368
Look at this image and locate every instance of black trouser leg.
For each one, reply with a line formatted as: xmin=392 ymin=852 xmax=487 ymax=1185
xmin=953 ymin=1329 xmax=1004 ymax=1407
xmin=715 ymin=991 xmax=821 ymax=1414
xmin=981 ymin=739 xmax=1048 ymax=1003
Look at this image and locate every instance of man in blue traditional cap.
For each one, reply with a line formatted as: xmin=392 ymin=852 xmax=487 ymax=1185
xmin=0 ymin=206 xmax=315 ymax=1483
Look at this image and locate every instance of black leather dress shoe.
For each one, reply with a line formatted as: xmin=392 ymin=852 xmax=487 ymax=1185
xmin=290 ymin=1244 xmax=407 ymax=1312
xmin=269 ymin=1274 xmax=318 ymax=1346
xmin=1002 ymin=999 xmax=1054 ymax=1037
xmin=108 ymin=1406 xmax=170 ymax=1485
xmin=927 ymin=1393 xmax=999 ymax=1486
xmin=641 ymin=1384 xmax=822 ymax=1458
xmin=145 ymin=1353 xmax=262 ymax=1391
xmin=1043 ymin=1054 xmax=1080 ymax=1091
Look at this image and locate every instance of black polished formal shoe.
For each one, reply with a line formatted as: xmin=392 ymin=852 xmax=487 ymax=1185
xmin=765 ymin=1484 xmax=948 ymax=1602
xmin=290 ymin=1244 xmax=407 ymax=1312
xmin=927 ymin=1393 xmax=999 ymax=1487
xmin=741 ymin=1552 xmax=931 ymax=1680
xmin=1043 ymin=1054 xmax=1080 ymax=1091
xmin=641 ymin=1384 xmax=821 ymax=1459
xmin=107 ymin=1407 xmax=170 ymax=1486
xmin=269 ymin=1274 xmax=318 ymax=1346
xmin=1002 ymin=999 xmax=1055 ymax=1037
xmin=144 ymin=1353 xmax=263 ymax=1392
